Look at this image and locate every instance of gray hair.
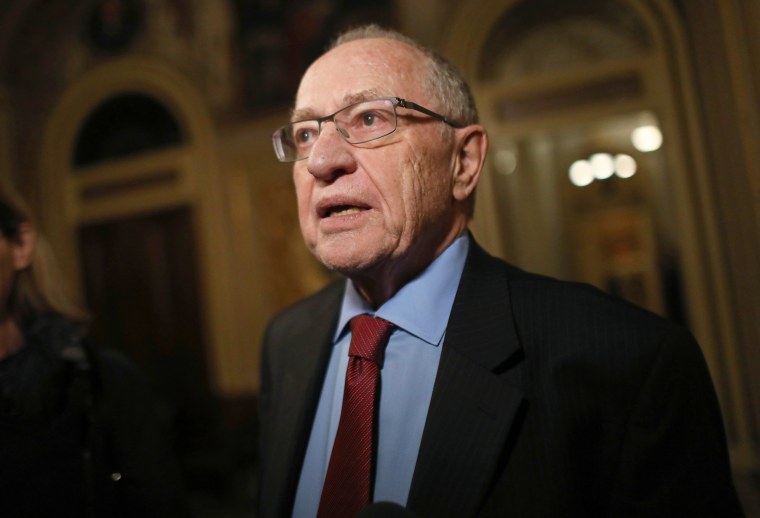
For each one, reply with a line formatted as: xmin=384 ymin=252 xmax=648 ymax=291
xmin=330 ymin=25 xmax=479 ymax=126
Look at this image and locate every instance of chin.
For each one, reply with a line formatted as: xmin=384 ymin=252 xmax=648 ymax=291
xmin=314 ymin=251 xmax=375 ymax=276
xmin=311 ymin=241 xmax=386 ymax=277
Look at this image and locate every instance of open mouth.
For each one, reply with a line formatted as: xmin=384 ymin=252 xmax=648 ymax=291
xmin=318 ymin=203 xmax=369 ymax=218
xmin=326 ymin=205 xmax=364 ymax=217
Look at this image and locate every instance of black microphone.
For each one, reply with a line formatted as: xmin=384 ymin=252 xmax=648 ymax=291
xmin=356 ymin=501 xmax=418 ymax=517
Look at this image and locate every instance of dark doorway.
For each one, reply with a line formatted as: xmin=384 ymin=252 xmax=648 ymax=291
xmin=78 ymin=206 xmax=210 ymax=411
xmin=77 ymin=206 xmax=256 ymax=515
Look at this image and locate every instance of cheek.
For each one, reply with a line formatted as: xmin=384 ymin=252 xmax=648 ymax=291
xmin=402 ymin=150 xmax=452 ymax=224
xmin=292 ymin=171 xmax=319 ymax=248
xmin=293 ymin=171 xmax=312 ymax=217
xmin=368 ymin=153 xmax=422 ymax=240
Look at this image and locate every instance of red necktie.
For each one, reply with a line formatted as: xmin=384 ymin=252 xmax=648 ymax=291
xmin=317 ymin=315 xmax=395 ymax=518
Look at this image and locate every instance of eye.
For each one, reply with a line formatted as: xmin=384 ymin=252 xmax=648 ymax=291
xmin=348 ymin=108 xmax=391 ymax=132
xmin=361 ymin=112 xmax=377 ymax=127
xmin=293 ymin=126 xmax=316 ymax=144
xmin=336 ymin=100 xmax=395 ymax=141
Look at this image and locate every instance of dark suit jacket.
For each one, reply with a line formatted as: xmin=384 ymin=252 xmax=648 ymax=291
xmin=259 ymin=241 xmax=742 ymax=517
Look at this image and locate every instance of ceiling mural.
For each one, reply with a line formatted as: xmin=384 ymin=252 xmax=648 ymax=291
xmin=231 ymin=0 xmax=396 ymax=113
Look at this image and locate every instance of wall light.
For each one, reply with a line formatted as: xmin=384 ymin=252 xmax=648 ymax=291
xmin=569 ymin=153 xmax=638 ymax=186
xmin=590 ymin=153 xmax=615 ymax=180
xmin=614 ymin=153 xmax=637 ymax=178
xmin=569 ymin=159 xmax=594 ymax=187
xmin=631 ymin=125 xmax=662 ymax=152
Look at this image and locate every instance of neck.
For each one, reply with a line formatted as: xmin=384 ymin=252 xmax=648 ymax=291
xmin=353 ymin=221 xmax=468 ymax=308
xmin=0 ymin=317 xmax=24 ymax=360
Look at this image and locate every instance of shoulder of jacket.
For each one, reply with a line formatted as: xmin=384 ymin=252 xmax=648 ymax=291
xmin=265 ymin=279 xmax=344 ymax=332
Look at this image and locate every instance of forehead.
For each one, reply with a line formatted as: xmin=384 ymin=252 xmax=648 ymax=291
xmin=294 ymin=38 xmax=429 ymax=116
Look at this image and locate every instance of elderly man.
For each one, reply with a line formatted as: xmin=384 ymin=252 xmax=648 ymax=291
xmin=259 ymin=25 xmax=742 ymax=518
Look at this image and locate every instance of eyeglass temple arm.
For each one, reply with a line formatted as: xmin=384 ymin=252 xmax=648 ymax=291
xmin=395 ymin=98 xmax=465 ymax=128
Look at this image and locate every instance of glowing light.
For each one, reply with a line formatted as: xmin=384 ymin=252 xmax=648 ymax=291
xmin=614 ymin=153 xmax=637 ymax=178
xmin=569 ymin=159 xmax=594 ymax=187
xmin=590 ymin=153 xmax=615 ymax=180
xmin=494 ymin=149 xmax=517 ymax=175
xmin=631 ymin=125 xmax=662 ymax=152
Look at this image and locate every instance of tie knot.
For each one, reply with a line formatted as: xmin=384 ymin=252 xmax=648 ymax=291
xmin=349 ymin=315 xmax=394 ymax=366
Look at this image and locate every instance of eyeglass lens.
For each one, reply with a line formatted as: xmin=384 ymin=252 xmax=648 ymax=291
xmin=274 ymin=98 xmax=398 ymax=162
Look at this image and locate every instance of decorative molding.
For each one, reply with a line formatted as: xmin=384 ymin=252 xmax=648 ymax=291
xmin=442 ymin=0 xmax=753 ymax=465
xmin=37 ymin=55 xmax=250 ymax=396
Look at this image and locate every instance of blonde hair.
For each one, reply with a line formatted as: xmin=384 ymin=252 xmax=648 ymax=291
xmin=1 ymin=189 xmax=89 ymax=325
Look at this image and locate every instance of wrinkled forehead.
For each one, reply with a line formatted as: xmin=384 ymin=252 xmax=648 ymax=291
xmin=294 ymin=38 xmax=429 ymax=118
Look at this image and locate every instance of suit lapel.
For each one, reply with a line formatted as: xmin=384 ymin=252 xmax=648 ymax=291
xmin=407 ymin=242 xmax=526 ymax=516
xmin=264 ymin=281 xmax=344 ymax=517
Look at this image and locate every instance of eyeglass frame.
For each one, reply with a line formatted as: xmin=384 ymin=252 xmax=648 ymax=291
xmin=272 ymin=96 xmax=465 ymax=162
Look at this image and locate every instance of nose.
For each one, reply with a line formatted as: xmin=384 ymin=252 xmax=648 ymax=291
xmin=306 ymin=121 xmax=357 ymax=182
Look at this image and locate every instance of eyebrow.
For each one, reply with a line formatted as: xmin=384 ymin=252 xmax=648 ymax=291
xmin=290 ymin=89 xmax=385 ymax=122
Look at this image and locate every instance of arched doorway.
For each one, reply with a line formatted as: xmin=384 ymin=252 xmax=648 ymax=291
xmin=444 ymin=0 xmax=751 ymax=465
xmin=38 ymin=56 xmax=252 ymax=510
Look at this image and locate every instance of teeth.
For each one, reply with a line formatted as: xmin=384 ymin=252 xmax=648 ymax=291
xmin=330 ymin=207 xmax=362 ymax=217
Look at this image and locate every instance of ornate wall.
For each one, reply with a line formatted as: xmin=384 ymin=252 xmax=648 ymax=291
xmin=1 ymin=1 xmax=758 ymax=506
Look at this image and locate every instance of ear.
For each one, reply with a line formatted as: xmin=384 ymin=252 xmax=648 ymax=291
xmin=11 ymin=222 xmax=37 ymax=271
xmin=452 ymin=125 xmax=489 ymax=202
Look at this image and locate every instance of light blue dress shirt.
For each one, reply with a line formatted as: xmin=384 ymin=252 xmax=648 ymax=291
xmin=292 ymin=234 xmax=470 ymax=517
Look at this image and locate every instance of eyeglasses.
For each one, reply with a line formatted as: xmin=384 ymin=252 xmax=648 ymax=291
xmin=272 ymin=97 xmax=464 ymax=162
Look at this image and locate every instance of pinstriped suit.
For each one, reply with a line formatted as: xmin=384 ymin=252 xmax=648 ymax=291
xmin=259 ymin=240 xmax=742 ymax=517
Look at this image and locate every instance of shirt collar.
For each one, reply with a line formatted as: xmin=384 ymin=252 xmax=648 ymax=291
xmin=334 ymin=232 xmax=470 ymax=346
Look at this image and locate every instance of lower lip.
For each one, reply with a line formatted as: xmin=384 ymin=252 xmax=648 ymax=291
xmin=318 ymin=209 xmax=370 ymax=231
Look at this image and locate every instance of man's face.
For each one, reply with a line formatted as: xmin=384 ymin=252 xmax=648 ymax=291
xmin=292 ymin=38 xmax=461 ymax=289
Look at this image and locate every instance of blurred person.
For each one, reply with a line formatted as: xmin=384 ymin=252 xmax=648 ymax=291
xmin=258 ymin=25 xmax=744 ymax=518
xmin=0 ymin=188 xmax=188 ymax=517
